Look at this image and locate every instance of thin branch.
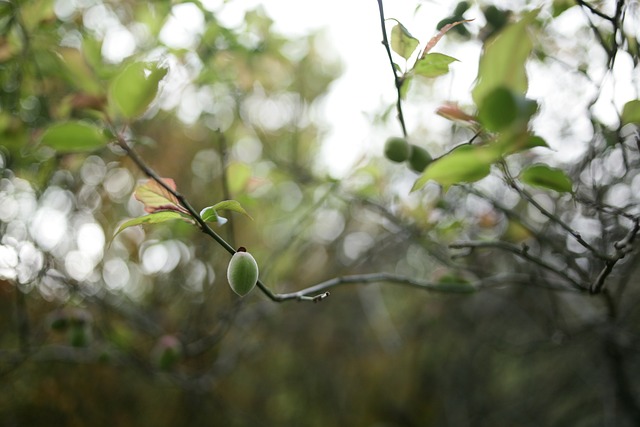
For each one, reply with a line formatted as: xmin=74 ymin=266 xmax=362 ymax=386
xmin=500 ymin=162 xmax=610 ymax=261
xmin=575 ymin=0 xmax=615 ymax=21
xmin=449 ymin=240 xmax=587 ymax=291
xmin=591 ymin=216 xmax=640 ymax=294
xmin=376 ymin=0 xmax=408 ymax=137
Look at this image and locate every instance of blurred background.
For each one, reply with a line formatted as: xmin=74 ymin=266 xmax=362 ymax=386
xmin=1 ymin=0 xmax=640 ymax=425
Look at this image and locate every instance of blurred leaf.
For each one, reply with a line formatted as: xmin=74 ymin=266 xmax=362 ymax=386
xmin=134 ymin=179 xmax=189 ymax=214
xmin=57 ymin=48 xmax=102 ymax=95
xmin=109 ymin=62 xmax=168 ymax=119
xmin=39 ymin=121 xmax=109 ymax=152
xmin=621 ymin=100 xmax=640 ymax=125
xmin=390 ymin=21 xmax=419 ymax=60
xmin=478 ymin=87 xmax=518 ymax=131
xmin=423 ymin=19 xmax=473 ymax=56
xmin=412 ymin=144 xmax=501 ymax=191
xmin=436 ymin=103 xmax=476 ymax=122
xmin=520 ymin=164 xmax=573 ymax=193
xmin=472 ymin=10 xmax=538 ymax=106
xmin=211 ymin=200 xmax=253 ymax=220
xmin=113 ymin=211 xmax=192 ymax=238
xmin=413 ymin=53 xmax=458 ymax=78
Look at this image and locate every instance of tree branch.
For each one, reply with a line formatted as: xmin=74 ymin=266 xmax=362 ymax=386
xmin=376 ymin=0 xmax=408 ymax=137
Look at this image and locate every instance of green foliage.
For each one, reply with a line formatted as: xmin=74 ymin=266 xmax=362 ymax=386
xmin=412 ymin=144 xmax=500 ymax=191
xmin=519 ymin=164 xmax=573 ymax=193
xmin=472 ymin=10 xmax=537 ymax=105
xmin=622 ymin=100 xmax=640 ymax=125
xmin=109 ymin=62 xmax=168 ymax=119
xmin=39 ymin=121 xmax=109 ymax=152
xmin=390 ymin=20 xmax=420 ymax=60
xmin=413 ymin=53 xmax=458 ymax=78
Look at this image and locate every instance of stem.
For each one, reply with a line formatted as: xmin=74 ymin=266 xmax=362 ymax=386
xmin=376 ymin=0 xmax=408 ymax=137
xmin=449 ymin=240 xmax=587 ymax=291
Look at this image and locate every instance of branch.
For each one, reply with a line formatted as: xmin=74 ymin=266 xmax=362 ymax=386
xmin=449 ymin=240 xmax=587 ymax=291
xmin=591 ymin=216 xmax=640 ymax=294
xmin=500 ymin=162 xmax=610 ymax=261
xmin=376 ymin=0 xmax=408 ymax=137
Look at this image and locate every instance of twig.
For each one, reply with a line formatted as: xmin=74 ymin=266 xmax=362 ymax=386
xmin=449 ymin=240 xmax=587 ymax=291
xmin=376 ymin=0 xmax=408 ymax=137
xmin=500 ymin=162 xmax=610 ymax=261
xmin=591 ymin=216 xmax=640 ymax=294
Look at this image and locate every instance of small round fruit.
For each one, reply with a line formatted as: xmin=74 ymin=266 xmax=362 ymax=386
xmin=384 ymin=137 xmax=411 ymax=163
xmin=227 ymin=247 xmax=259 ymax=297
xmin=407 ymin=144 xmax=432 ymax=173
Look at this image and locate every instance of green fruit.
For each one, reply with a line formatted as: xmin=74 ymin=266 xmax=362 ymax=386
xmin=227 ymin=247 xmax=259 ymax=296
xmin=407 ymin=144 xmax=432 ymax=172
xmin=384 ymin=137 xmax=411 ymax=163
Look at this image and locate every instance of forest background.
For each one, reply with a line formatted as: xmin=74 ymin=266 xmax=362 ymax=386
xmin=1 ymin=0 xmax=640 ymax=425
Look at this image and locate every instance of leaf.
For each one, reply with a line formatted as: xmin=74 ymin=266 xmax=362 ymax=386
xmin=209 ymin=200 xmax=253 ymax=220
xmin=134 ymin=179 xmax=188 ymax=214
xmin=39 ymin=121 xmax=109 ymax=152
xmin=57 ymin=48 xmax=102 ymax=95
xmin=436 ymin=103 xmax=476 ymax=122
xmin=477 ymin=87 xmax=518 ymax=131
xmin=113 ymin=211 xmax=191 ymax=238
xmin=472 ymin=10 xmax=538 ymax=106
xmin=109 ymin=61 xmax=168 ymax=119
xmin=519 ymin=164 xmax=573 ymax=193
xmin=413 ymin=53 xmax=458 ymax=78
xmin=621 ymin=100 xmax=640 ymax=125
xmin=411 ymin=144 xmax=501 ymax=191
xmin=390 ymin=21 xmax=420 ymax=60
xmin=200 ymin=206 xmax=228 ymax=226
xmin=421 ymin=19 xmax=474 ymax=57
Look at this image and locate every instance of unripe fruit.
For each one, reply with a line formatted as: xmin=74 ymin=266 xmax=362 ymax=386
xmin=384 ymin=137 xmax=411 ymax=163
xmin=407 ymin=144 xmax=432 ymax=173
xmin=227 ymin=247 xmax=259 ymax=296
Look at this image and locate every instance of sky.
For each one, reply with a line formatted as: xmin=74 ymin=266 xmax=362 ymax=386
xmin=165 ymin=0 xmax=463 ymax=176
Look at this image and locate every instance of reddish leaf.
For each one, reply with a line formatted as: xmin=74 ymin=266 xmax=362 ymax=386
xmin=134 ymin=179 xmax=189 ymax=215
xmin=421 ymin=19 xmax=474 ymax=58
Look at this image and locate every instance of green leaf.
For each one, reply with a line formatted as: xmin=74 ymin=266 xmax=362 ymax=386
xmin=478 ymin=87 xmax=518 ymax=131
xmin=109 ymin=61 xmax=168 ymax=119
xmin=390 ymin=21 xmax=420 ymax=60
xmin=113 ymin=211 xmax=191 ymax=238
xmin=621 ymin=100 xmax=640 ymax=125
xmin=411 ymin=144 xmax=501 ymax=191
xmin=211 ymin=200 xmax=253 ymax=220
xmin=413 ymin=53 xmax=458 ymax=78
xmin=39 ymin=121 xmax=109 ymax=152
xmin=520 ymin=164 xmax=573 ymax=193
xmin=472 ymin=10 xmax=538 ymax=106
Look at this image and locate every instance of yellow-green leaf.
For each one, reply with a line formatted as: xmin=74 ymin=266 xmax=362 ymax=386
xmin=40 ymin=121 xmax=109 ymax=152
xmin=520 ymin=164 xmax=573 ymax=193
xmin=472 ymin=10 xmax=538 ymax=106
xmin=390 ymin=21 xmax=420 ymax=60
xmin=622 ymin=100 xmax=640 ymax=125
xmin=113 ymin=211 xmax=191 ymax=238
xmin=109 ymin=62 xmax=168 ymax=119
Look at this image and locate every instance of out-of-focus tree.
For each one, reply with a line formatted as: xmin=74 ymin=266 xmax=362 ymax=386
xmin=1 ymin=0 xmax=639 ymax=425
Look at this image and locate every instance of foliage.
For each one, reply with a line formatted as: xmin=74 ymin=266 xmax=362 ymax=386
xmin=1 ymin=0 xmax=640 ymax=426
